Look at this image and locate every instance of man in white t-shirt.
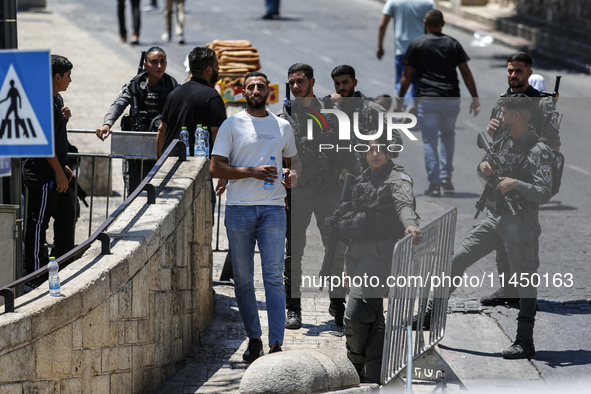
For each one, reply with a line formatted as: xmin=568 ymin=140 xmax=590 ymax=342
xmin=210 ymin=72 xmax=302 ymax=363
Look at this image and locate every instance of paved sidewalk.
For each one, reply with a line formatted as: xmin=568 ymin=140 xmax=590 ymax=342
xmin=153 ymin=222 xmax=358 ymax=393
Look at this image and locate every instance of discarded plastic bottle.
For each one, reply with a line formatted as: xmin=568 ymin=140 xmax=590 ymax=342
xmin=471 ymin=31 xmax=494 ymax=47
xmin=48 ymin=257 xmax=61 ymax=296
xmin=195 ymin=124 xmax=206 ymax=157
xmin=203 ymin=126 xmax=210 ymax=158
xmin=263 ymin=156 xmax=277 ymax=191
xmin=180 ymin=126 xmax=190 ymax=157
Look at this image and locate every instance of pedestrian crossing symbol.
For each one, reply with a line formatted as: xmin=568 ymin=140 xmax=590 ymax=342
xmin=0 ymin=50 xmax=53 ymax=157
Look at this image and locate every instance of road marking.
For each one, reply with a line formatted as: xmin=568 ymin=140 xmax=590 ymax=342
xmin=319 ymin=55 xmax=333 ymax=64
xmin=566 ymin=164 xmax=590 ymax=176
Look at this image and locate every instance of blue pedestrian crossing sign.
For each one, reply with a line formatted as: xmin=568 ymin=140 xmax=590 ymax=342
xmin=0 ymin=50 xmax=54 ymax=157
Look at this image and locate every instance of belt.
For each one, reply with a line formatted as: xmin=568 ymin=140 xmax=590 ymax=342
xmin=519 ymin=200 xmax=539 ymax=212
xmin=492 ymin=200 xmax=538 ymax=214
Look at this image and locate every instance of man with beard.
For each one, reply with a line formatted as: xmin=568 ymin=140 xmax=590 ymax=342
xmin=210 ymin=72 xmax=302 ymax=362
xmin=157 ymin=46 xmax=226 ymax=158
xmin=418 ymin=95 xmax=553 ymax=360
xmin=282 ymin=63 xmax=362 ymax=329
xmin=487 ymin=52 xmax=560 ymax=147
xmin=480 ymin=52 xmax=561 ymax=307
xmin=330 ymin=65 xmax=402 ymax=154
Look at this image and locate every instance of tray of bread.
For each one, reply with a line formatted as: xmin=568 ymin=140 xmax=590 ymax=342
xmin=206 ymin=40 xmax=261 ymax=76
xmin=207 ymin=39 xmax=278 ymax=103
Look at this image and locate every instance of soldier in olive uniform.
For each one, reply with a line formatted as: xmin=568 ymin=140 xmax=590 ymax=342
xmin=482 ymin=52 xmax=560 ymax=307
xmin=338 ymin=133 xmax=421 ymax=383
xmin=329 ymin=65 xmax=403 ymax=167
xmin=96 ymin=47 xmax=178 ymax=194
xmin=282 ymin=63 xmax=362 ymax=329
xmin=423 ymin=95 xmax=552 ymax=359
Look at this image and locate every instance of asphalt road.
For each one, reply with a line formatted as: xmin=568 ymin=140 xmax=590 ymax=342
xmin=41 ymin=0 xmax=591 ymax=388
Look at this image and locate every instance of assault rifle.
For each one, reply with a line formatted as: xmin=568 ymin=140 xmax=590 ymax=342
xmin=127 ymin=51 xmax=149 ymax=131
xmin=538 ymin=75 xmax=563 ymax=141
xmin=474 ymin=132 xmax=521 ymax=218
xmin=540 ymin=75 xmax=561 ymax=99
xmin=71 ymin=176 xmax=89 ymax=208
xmin=319 ymin=174 xmax=355 ymax=284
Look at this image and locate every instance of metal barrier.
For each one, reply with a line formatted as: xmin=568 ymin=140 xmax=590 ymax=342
xmin=381 ymin=207 xmax=466 ymax=390
xmin=0 ymin=139 xmax=186 ymax=313
xmin=67 ymin=129 xmax=159 ymax=237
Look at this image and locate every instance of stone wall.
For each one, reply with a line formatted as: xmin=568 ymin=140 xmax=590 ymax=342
xmin=516 ymin=0 xmax=591 ymax=28
xmin=446 ymin=0 xmax=591 ymax=30
xmin=0 ymin=157 xmax=213 ymax=393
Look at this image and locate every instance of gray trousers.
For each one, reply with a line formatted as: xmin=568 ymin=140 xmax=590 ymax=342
xmin=450 ymin=210 xmax=541 ymax=345
xmin=288 ymin=184 xmax=346 ymax=311
xmin=344 ymin=297 xmax=385 ymax=384
xmin=343 ymin=239 xmax=393 ymax=384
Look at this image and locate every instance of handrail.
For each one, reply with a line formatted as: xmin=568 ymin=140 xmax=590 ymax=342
xmin=0 ymin=140 xmax=187 ymax=312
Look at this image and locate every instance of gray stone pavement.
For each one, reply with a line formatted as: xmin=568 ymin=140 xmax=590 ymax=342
xmin=152 ymin=198 xmax=369 ymax=393
xmin=14 ymin=2 xmax=591 ymax=393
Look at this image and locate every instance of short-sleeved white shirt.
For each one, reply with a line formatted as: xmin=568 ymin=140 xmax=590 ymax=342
xmin=212 ymin=110 xmax=297 ymax=206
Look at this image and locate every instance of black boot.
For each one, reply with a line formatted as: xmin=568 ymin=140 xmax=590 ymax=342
xmin=329 ymin=298 xmax=346 ymax=327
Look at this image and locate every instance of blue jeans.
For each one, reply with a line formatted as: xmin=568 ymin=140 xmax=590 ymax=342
xmin=225 ymin=205 xmax=287 ymax=345
xmin=265 ymin=0 xmax=280 ymax=15
xmin=417 ymin=98 xmax=461 ymax=187
xmin=395 ymin=55 xmax=418 ymax=108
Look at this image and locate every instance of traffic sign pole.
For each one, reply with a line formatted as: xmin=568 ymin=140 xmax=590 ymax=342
xmin=1 ymin=0 xmax=18 ymax=49
xmin=1 ymin=0 xmax=23 ymax=296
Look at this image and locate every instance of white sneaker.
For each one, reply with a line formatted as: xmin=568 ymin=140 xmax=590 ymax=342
xmin=161 ymin=32 xmax=170 ymax=42
xmin=177 ymin=34 xmax=185 ymax=45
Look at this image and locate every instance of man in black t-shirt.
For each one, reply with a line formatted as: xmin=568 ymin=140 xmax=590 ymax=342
xmin=23 ymin=55 xmax=75 ymax=284
xmin=395 ymin=9 xmax=480 ymax=197
xmin=157 ymin=47 xmax=227 ymax=219
xmin=157 ymin=47 xmax=226 ymax=159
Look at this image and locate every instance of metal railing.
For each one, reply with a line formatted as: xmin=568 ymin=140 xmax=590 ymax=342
xmin=381 ymin=207 xmax=465 ymax=390
xmin=0 ymin=139 xmax=186 ymax=313
xmin=67 ymin=129 xmax=161 ymax=236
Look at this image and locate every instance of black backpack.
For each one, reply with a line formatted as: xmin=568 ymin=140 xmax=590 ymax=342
xmin=533 ymin=138 xmax=564 ymax=197
xmin=549 ymin=147 xmax=564 ymax=197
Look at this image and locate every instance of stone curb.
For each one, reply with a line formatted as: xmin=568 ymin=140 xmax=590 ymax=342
xmin=239 ymin=349 xmax=360 ymax=394
xmin=442 ymin=9 xmax=591 ymax=75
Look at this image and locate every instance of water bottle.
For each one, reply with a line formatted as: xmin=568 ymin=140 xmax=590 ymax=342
xmin=180 ymin=126 xmax=190 ymax=157
xmin=195 ymin=124 xmax=206 ymax=157
xmin=203 ymin=126 xmax=210 ymax=158
xmin=48 ymin=257 xmax=61 ymax=296
xmin=263 ymin=156 xmax=277 ymax=191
